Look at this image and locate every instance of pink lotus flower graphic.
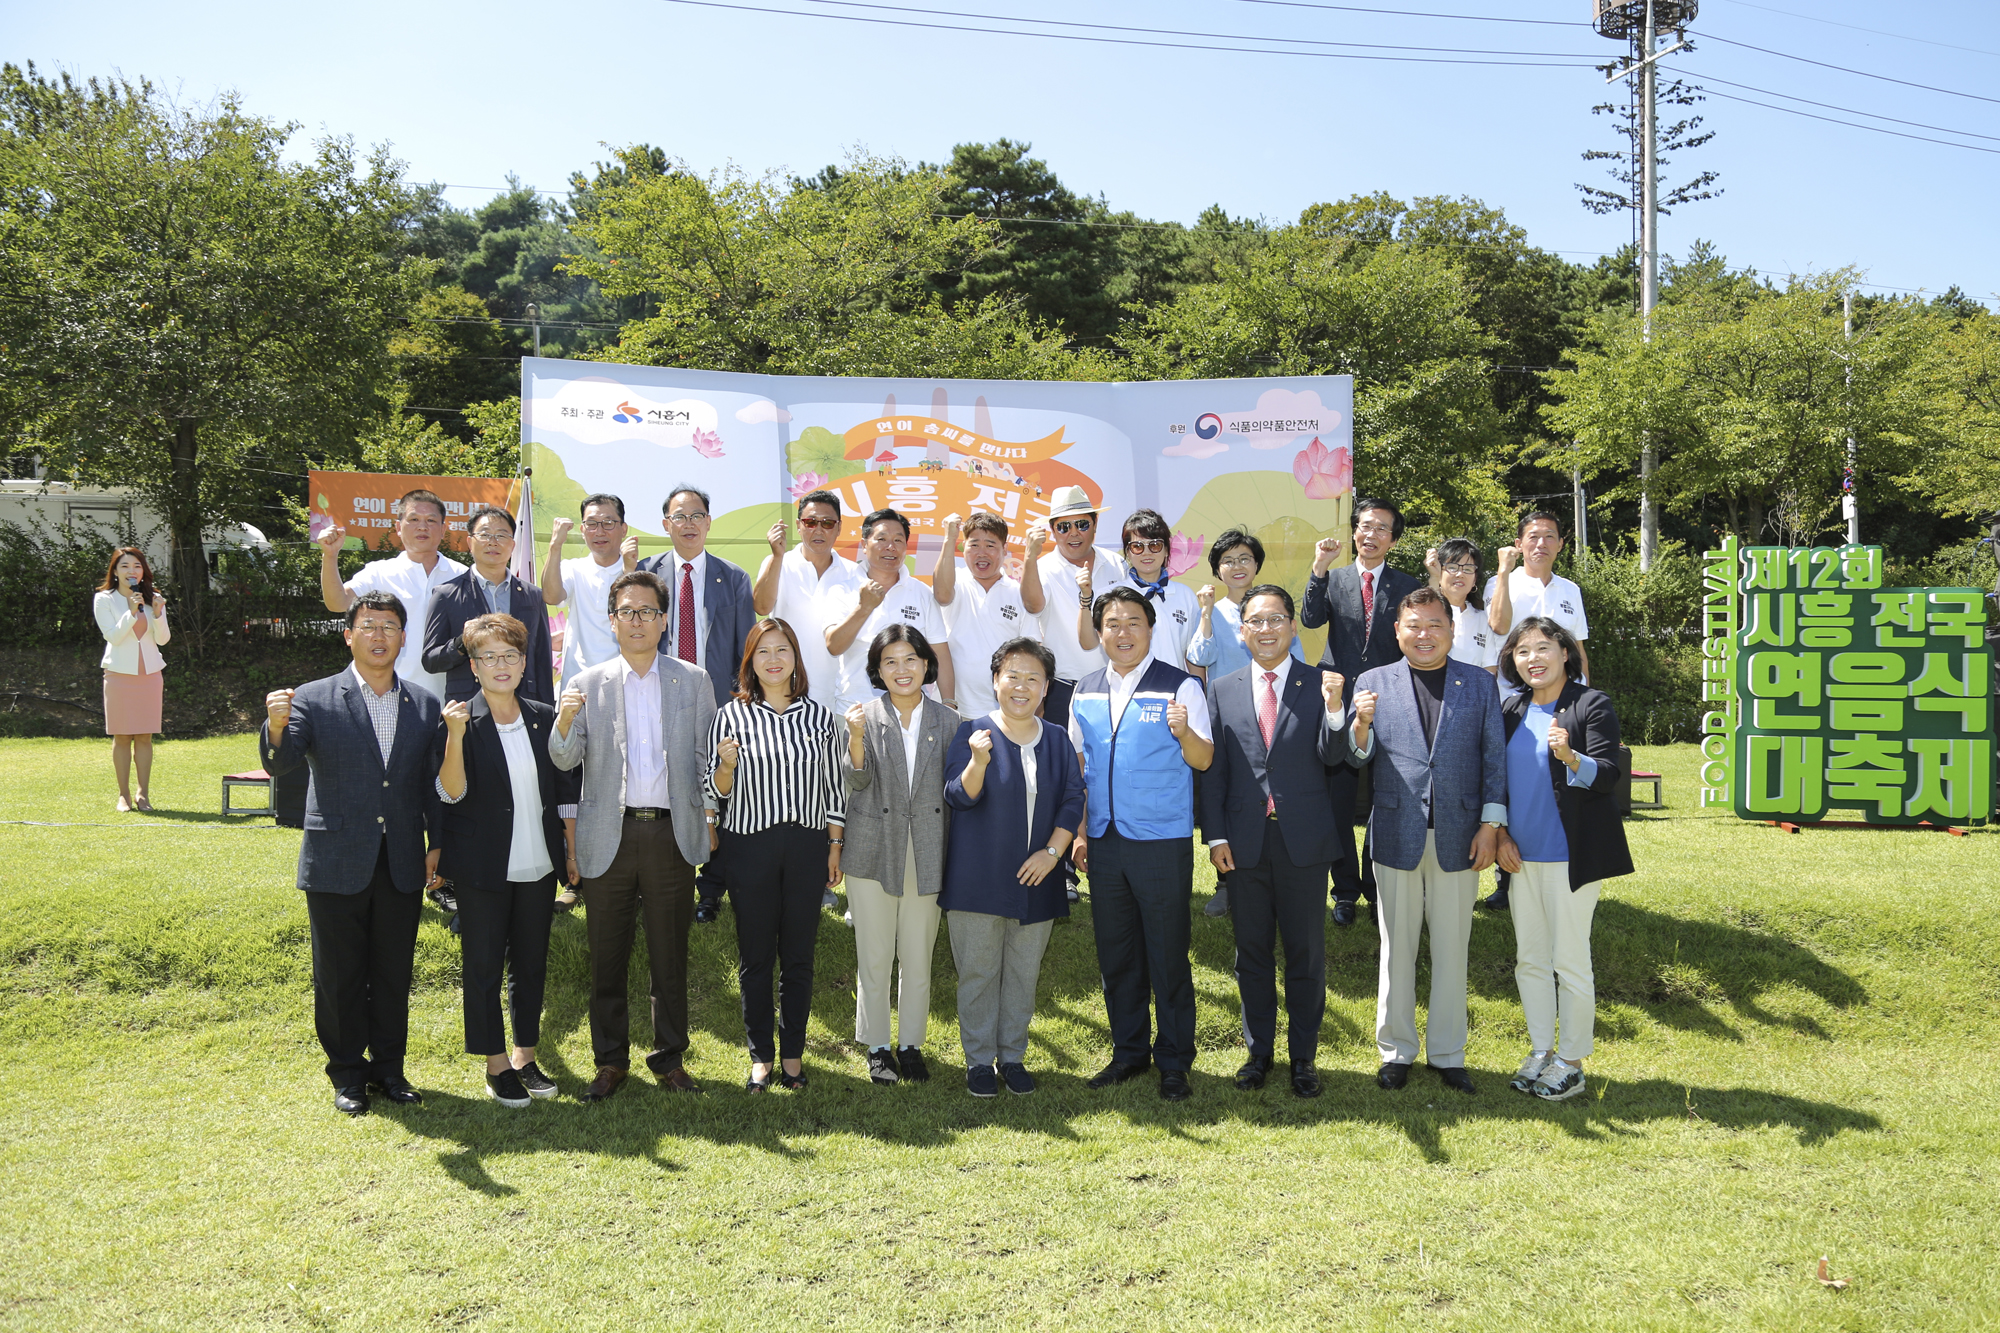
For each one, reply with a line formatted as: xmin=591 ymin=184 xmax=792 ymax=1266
xmin=788 ymin=471 xmax=828 ymax=499
xmin=1292 ymin=436 xmax=1352 ymax=500
xmin=1169 ymin=532 xmax=1205 ymax=577
xmin=691 ymin=427 xmax=725 ymax=459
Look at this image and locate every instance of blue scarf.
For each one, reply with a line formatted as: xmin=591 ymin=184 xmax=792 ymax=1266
xmin=1129 ymin=568 xmax=1170 ymax=601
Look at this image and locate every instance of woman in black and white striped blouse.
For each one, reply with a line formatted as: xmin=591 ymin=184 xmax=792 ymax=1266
xmin=707 ymin=617 xmax=847 ymax=1092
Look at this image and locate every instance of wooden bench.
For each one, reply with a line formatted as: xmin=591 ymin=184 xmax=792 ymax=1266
xmin=1628 ymin=770 xmax=1664 ymax=810
xmin=221 ymin=769 xmax=273 ymax=816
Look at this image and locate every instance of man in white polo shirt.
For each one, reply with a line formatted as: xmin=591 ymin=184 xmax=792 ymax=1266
xmin=316 ymin=487 xmax=466 ymax=702
xmin=1481 ymin=508 xmax=1589 ymax=913
xmin=825 ymin=508 xmax=956 ymax=713
xmin=540 ymin=493 xmax=639 ymax=685
xmin=753 ymin=489 xmax=858 ymax=711
xmin=1031 ymin=485 xmax=1124 ymax=728
xmin=930 ymin=510 xmax=1045 ymax=719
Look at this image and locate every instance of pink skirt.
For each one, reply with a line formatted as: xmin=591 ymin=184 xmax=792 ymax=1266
xmin=104 ymin=668 xmax=164 ymax=736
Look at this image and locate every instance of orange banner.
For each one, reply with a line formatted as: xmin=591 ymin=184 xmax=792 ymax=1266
xmin=841 ymin=415 xmax=1071 ymax=466
xmin=308 ymin=471 xmax=513 ymax=551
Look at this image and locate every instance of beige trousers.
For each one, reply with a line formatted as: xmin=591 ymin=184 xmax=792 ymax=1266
xmin=845 ymin=839 xmax=942 ymax=1049
xmin=1373 ymin=829 xmax=1478 ymax=1068
xmin=1511 ymin=861 xmax=1601 ymax=1062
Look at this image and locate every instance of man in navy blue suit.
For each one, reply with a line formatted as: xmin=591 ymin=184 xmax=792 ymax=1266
xmin=422 ymin=505 xmax=554 ymax=708
xmin=1345 ymin=586 xmax=1507 ymax=1096
xmin=638 ymin=484 xmax=755 ymax=923
xmin=1202 ymin=586 xmax=1348 ymax=1098
xmin=262 ymin=590 xmax=443 ymax=1116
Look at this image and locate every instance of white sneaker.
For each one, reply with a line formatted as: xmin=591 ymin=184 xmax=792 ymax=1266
xmin=1532 ymin=1058 xmax=1585 ymax=1101
xmin=1509 ymin=1050 xmax=1553 ymax=1094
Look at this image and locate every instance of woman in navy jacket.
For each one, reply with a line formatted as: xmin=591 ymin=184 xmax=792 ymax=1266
xmin=431 ymin=613 xmax=579 ymax=1108
xmin=939 ymin=637 xmax=1085 ymax=1098
xmin=1493 ymin=615 xmax=1632 ymax=1104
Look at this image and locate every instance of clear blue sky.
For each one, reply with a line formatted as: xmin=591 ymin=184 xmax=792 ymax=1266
xmin=14 ymin=0 xmax=1998 ymax=300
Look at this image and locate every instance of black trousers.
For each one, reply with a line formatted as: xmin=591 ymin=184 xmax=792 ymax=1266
xmin=731 ymin=822 xmax=827 ymax=1062
xmin=1089 ymin=829 xmax=1197 ymax=1073
xmin=459 ymin=871 xmax=556 ymax=1056
xmin=305 ymin=840 xmax=423 ymax=1087
xmin=695 ymin=829 xmax=730 ymax=907
xmin=1328 ymin=764 xmax=1378 ymax=907
xmin=582 ymin=816 xmax=695 ymax=1073
xmin=1228 ymin=819 xmax=1330 ymax=1066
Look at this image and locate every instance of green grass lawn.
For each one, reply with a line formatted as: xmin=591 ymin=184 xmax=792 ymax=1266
xmin=3 ymin=734 xmax=1997 ymax=1329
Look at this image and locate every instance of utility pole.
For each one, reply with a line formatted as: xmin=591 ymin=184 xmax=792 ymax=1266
xmin=1574 ymin=466 xmax=1590 ymax=569
xmin=527 ymin=302 xmax=541 ymax=358
xmin=1843 ymin=289 xmax=1859 ymax=544
xmin=1594 ymin=0 xmax=1695 ymax=571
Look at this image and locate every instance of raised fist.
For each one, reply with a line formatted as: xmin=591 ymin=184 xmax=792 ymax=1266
xmin=845 ymin=702 xmax=868 ymax=738
xmin=1320 ymin=670 xmax=1346 ymax=711
xmin=550 ymin=517 xmax=575 ymax=545
xmin=1547 ymin=724 xmax=1574 ymax=764
xmin=1024 ymin=519 xmax=1049 ymax=559
xmin=1352 ymin=689 xmax=1378 ymax=726
xmin=316 ymin=523 xmax=347 ymax=554
xmin=766 ymin=521 xmax=788 ymax=556
xmin=968 ymin=728 xmax=993 ymax=764
xmin=716 ymin=735 xmax=741 ymax=769
xmin=1424 ymin=547 xmax=1442 ymax=582
xmin=442 ymin=698 xmax=470 ymax=736
xmin=620 ymin=535 xmax=640 ymax=571
xmin=1312 ymin=536 xmax=1344 ymax=576
xmin=1196 ymin=584 xmax=1217 ymax=611
xmin=858 ymin=579 xmax=888 ymax=612
xmin=1166 ymin=700 xmax=1189 ymax=739
xmin=557 ymin=686 xmax=586 ymax=728
xmin=1496 ymin=545 xmax=1520 ymax=576
xmin=266 ymin=688 xmax=296 ymax=731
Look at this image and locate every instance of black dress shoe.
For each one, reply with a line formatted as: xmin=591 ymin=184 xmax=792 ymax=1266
xmin=1159 ymin=1070 xmax=1192 ymax=1102
xmin=333 ymin=1085 xmax=369 ymax=1116
xmin=369 ymin=1075 xmax=422 ymax=1105
xmin=1234 ymin=1057 xmax=1271 ymax=1090
xmin=694 ymin=900 xmax=720 ymax=924
xmin=1086 ymin=1059 xmax=1150 ymax=1089
xmin=1376 ymin=1061 xmax=1412 ymax=1090
xmin=1477 ymin=891 xmax=1510 ymax=913
xmin=1430 ymin=1064 xmax=1477 ymax=1095
xmin=1289 ymin=1063 xmax=1322 ymax=1098
xmin=1332 ymin=902 xmax=1357 ymax=927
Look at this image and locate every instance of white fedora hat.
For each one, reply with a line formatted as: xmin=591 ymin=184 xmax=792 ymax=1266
xmin=1047 ymin=485 xmax=1097 ymax=519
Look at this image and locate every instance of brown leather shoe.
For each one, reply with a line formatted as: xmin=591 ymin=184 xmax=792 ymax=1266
xmin=580 ymin=1066 xmax=626 ymax=1102
xmin=658 ymin=1067 xmax=703 ymax=1094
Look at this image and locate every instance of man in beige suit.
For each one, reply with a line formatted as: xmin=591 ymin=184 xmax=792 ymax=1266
xmin=549 ymin=570 xmax=718 ymax=1100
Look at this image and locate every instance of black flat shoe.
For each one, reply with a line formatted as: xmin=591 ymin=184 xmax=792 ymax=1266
xmin=1477 ymin=893 xmax=1510 ymax=913
xmin=1234 ymin=1058 xmax=1271 ymax=1091
xmin=1086 ymin=1060 xmax=1150 ymax=1089
xmin=1430 ymin=1064 xmax=1477 ymax=1095
xmin=369 ymin=1076 xmax=422 ymax=1105
xmin=1376 ymin=1061 xmax=1412 ymax=1090
xmin=777 ymin=1067 xmax=808 ymax=1091
xmin=1289 ymin=1063 xmax=1322 ymax=1098
xmin=745 ymin=1070 xmax=771 ymax=1094
xmin=333 ymin=1085 xmax=369 ymax=1116
xmin=1159 ymin=1070 xmax=1192 ymax=1102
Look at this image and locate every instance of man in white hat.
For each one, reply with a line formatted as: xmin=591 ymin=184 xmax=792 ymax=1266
xmin=1030 ymin=486 xmax=1124 ymax=730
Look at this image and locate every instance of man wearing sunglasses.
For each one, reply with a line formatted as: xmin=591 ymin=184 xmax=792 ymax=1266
xmin=753 ymin=489 xmax=858 ymax=712
xmin=1029 ymin=485 xmax=1124 ymax=729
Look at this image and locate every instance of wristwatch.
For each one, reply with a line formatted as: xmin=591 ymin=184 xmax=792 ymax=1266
xmin=1044 ymin=846 xmax=1062 ymax=858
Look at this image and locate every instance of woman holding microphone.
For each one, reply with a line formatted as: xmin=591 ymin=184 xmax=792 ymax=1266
xmin=708 ymin=617 xmax=847 ymax=1093
xmin=95 ymin=548 xmax=170 ymax=812
xmin=431 ymin=613 xmax=580 ymax=1107
xmin=1493 ymin=615 xmax=1632 ymax=1103
xmin=842 ymin=626 xmax=954 ymax=1086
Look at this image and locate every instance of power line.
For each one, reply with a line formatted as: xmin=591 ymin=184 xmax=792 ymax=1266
xmin=1691 ymin=30 xmax=2000 ymax=106
xmin=1221 ymin=0 xmax=1582 ymax=27
xmin=656 ymin=0 xmax=1602 ymax=64
xmin=1693 ymin=85 xmax=2000 ymax=157
xmin=1709 ymin=0 xmax=2000 ymax=60
xmin=1682 ymin=69 xmax=2000 ymax=144
xmin=797 ymin=0 xmax=1600 ymax=56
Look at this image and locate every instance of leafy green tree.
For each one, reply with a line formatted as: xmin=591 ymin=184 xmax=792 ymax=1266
xmin=0 ymin=63 xmax=425 ymax=631
xmin=1915 ymin=308 xmax=2000 ymax=521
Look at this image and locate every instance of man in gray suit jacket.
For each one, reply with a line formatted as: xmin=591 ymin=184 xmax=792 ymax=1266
xmin=1346 ymin=586 xmax=1507 ymax=1096
xmin=638 ymin=484 xmax=756 ymax=923
xmin=549 ymin=569 xmax=719 ymax=1102
xmin=261 ymin=590 xmax=443 ymax=1116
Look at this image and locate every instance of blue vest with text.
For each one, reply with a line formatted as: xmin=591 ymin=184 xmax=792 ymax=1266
xmin=1073 ymin=659 xmax=1196 ymax=841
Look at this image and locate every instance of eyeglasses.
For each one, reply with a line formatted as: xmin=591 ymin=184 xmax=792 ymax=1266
xmin=1217 ymin=555 xmax=1258 ymax=570
xmin=1355 ymin=522 xmax=1395 ymax=536
xmin=613 ymin=606 xmax=664 ymax=623
xmin=582 ymin=520 xmax=623 ymax=533
xmin=351 ymin=620 xmax=401 ymax=636
xmin=470 ymin=528 xmax=513 ymax=542
xmin=1126 ymin=539 xmax=1166 ymax=554
xmin=798 ymin=516 xmax=841 ymax=531
xmin=1441 ymin=563 xmax=1478 ymax=576
xmin=472 ymin=651 xmax=525 ymax=667
xmin=1052 ymin=518 xmax=1093 ymax=534
xmin=1243 ymin=615 xmax=1292 ymax=630
xmin=666 ymin=511 xmax=709 ymax=525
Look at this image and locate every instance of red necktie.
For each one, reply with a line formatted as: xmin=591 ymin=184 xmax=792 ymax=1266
xmin=1258 ymin=670 xmax=1279 ymax=815
xmin=1361 ymin=568 xmax=1375 ymax=625
xmin=677 ymin=561 xmax=697 ymax=663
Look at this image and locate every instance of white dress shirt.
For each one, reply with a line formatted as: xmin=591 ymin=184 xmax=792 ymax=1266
xmin=772 ymin=545 xmax=859 ymax=710
xmin=620 ymin=653 xmax=671 ymax=808
xmin=893 ymin=700 xmax=924 ymax=792
xmin=1035 ymin=546 xmax=1124 ymax=682
xmin=989 ymin=710 xmax=1040 ymax=844
xmin=495 ymin=717 xmax=555 ymax=881
xmin=559 ymin=554 xmax=627 ymax=682
xmin=1484 ymin=568 xmax=1590 ymax=641
xmin=1450 ymin=601 xmax=1501 ymax=669
xmin=345 ymin=551 xmax=465 ymax=701
xmin=1069 ymin=660 xmax=1213 ymax=747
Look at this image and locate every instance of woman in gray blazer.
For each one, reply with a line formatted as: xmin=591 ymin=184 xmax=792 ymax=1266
xmin=842 ymin=626 xmax=954 ymax=1087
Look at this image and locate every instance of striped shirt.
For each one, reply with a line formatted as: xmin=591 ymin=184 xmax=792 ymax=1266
xmin=705 ymin=695 xmax=847 ymax=836
xmin=348 ymin=664 xmax=400 ymax=765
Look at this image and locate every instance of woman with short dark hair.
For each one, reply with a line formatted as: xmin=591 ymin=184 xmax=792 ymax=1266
xmin=95 ymin=547 xmax=170 ymax=811
xmin=1494 ymin=615 xmax=1633 ymax=1103
xmin=840 ymin=625 xmax=955 ymax=1086
xmin=1427 ymin=537 xmax=1499 ymax=675
xmin=431 ymin=613 xmax=579 ymax=1106
xmin=1187 ymin=529 xmax=1304 ymax=683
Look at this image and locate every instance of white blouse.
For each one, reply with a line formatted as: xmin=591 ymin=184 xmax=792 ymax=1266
xmin=496 ymin=718 xmax=554 ymax=883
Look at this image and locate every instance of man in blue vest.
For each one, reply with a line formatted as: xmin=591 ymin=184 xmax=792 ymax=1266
xmin=1070 ymin=585 xmax=1214 ymax=1102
